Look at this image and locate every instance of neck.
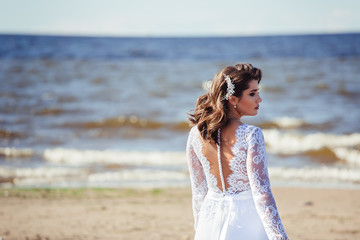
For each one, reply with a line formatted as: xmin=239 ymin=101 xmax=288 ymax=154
xmin=228 ymin=118 xmax=242 ymax=123
xmin=227 ymin=108 xmax=242 ymax=120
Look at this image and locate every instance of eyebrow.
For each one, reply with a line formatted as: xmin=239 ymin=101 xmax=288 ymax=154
xmin=250 ymin=88 xmax=259 ymax=92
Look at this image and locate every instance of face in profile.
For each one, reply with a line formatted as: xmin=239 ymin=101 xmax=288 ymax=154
xmin=232 ymin=79 xmax=262 ymax=117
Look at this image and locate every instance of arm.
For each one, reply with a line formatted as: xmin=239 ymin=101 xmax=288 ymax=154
xmin=246 ymin=127 xmax=288 ymax=240
xmin=186 ymin=128 xmax=208 ymax=230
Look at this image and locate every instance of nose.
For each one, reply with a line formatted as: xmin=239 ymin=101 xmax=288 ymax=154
xmin=258 ymin=95 xmax=262 ymax=103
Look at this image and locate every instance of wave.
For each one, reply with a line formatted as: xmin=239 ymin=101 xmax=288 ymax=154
xmin=260 ymin=117 xmax=308 ymax=129
xmin=0 ymin=166 xmax=87 ymax=187
xmin=259 ymin=117 xmax=332 ymax=130
xmin=333 ymin=147 xmax=360 ymax=166
xmin=269 ymin=166 xmax=360 ymax=184
xmin=61 ymin=115 xmax=190 ymax=131
xmin=0 ymin=166 xmax=84 ymax=178
xmin=43 ymin=148 xmax=186 ymax=166
xmin=1 ymin=165 xmax=359 ymax=188
xmin=88 ymin=169 xmax=187 ymax=183
xmin=58 ymin=115 xmax=332 ymax=133
xmin=0 ymin=147 xmax=35 ymax=158
xmin=1 ymin=146 xmax=359 ymax=188
xmin=3 ymin=126 xmax=360 ymax=168
xmin=302 ymin=147 xmax=338 ymax=163
xmin=89 ymin=167 xmax=358 ymax=186
xmin=0 ymin=165 xmax=187 ymax=188
xmin=263 ymin=129 xmax=360 ymax=166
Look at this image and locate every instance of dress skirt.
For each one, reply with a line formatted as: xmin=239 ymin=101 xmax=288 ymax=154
xmin=195 ymin=190 xmax=268 ymax=240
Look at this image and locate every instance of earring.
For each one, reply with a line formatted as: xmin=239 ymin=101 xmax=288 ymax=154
xmin=234 ymin=103 xmax=237 ymax=109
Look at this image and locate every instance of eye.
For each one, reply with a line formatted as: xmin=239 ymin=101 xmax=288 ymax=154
xmin=249 ymin=93 xmax=255 ymax=96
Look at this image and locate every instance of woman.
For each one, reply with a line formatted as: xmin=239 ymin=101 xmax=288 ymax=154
xmin=186 ymin=63 xmax=288 ymax=240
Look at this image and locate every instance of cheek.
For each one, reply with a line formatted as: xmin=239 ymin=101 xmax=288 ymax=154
xmin=241 ymin=97 xmax=253 ymax=106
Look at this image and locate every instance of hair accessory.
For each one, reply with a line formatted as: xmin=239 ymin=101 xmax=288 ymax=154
xmin=222 ymin=74 xmax=235 ymax=100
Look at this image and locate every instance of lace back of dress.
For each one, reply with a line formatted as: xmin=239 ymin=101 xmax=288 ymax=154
xmin=217 ymin=128 xmax=226 ymax=194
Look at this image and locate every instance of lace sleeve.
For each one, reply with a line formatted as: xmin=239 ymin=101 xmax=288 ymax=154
xmin=246 ymin=127 xmax=288 ymax=240
xmin=186 ymin=128 xmax=208 ymax=230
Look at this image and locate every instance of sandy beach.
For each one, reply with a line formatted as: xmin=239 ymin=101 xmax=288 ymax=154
xmin=0 ymin=187 xmax=359 ymax=240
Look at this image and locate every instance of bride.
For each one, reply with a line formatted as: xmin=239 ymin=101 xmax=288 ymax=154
xmin=186 ymin=63 xmax=288 ymax=239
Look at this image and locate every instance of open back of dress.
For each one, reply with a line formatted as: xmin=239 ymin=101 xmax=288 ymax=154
xmin=200 ymin=124 xmax=246 ymax=194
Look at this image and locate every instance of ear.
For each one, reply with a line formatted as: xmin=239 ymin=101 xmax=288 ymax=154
xmin=228 ymin=95 xmax=238 ymax=106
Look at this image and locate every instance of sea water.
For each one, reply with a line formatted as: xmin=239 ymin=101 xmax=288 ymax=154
xmin=0 ymin=33 xmax=359 ymax=188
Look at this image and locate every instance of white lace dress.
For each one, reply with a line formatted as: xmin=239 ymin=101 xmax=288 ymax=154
xmin=186 ymin=124 xmax=288 ymax=240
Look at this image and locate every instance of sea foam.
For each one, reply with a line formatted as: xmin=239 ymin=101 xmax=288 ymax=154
xmin=43 ymin=148 xmax=186 ymax=166
xmin=263 ymin=130 xmax=360 ymax=166
xmin=0 ymin=147 xmax=35 ymax=158
xmin=1 ymin=165 xmax=359 ymax=188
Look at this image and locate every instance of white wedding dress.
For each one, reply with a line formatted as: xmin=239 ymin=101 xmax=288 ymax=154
xmin=186 ymin=124 xmax=288 ymax=240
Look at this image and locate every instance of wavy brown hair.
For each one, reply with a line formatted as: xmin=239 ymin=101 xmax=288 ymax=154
xmin=188 ymin=63 xmax=262 ymax=143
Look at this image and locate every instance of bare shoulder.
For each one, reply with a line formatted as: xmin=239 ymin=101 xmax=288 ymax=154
xmin=221 ymin=121 xmax=244 ymax=143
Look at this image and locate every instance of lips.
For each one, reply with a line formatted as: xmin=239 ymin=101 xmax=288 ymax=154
xmin=255 ymin=106 xmax=259 ymax=110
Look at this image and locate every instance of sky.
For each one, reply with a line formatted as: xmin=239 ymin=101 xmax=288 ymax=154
xmin=0 ymin=0 xmax=359 ymax=37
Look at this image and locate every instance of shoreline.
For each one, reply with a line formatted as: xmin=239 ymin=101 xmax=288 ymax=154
xmin=2 ymin=179 xmax=360 ymax=191
xmin=1 ymin=187 xmax=360 ymax=240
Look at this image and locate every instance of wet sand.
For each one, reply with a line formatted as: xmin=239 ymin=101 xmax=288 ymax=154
xmin=0 ymin=187 xmax=359 ymax=240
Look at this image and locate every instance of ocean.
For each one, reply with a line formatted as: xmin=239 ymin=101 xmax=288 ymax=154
xmin=0 ymin=33 xmax=359 ymax=188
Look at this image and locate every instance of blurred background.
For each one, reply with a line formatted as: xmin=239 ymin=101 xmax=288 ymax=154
xmin=0 ymin=0 xmax=359 ymax=188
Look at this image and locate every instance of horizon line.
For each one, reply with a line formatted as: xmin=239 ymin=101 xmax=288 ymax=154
xmin=0 ymin=30 xmax=359 ymax=39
